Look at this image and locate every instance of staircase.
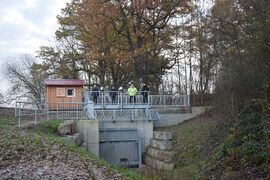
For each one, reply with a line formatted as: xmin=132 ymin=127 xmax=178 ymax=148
xmin=143 ymin=131 xmax=175 ymax=170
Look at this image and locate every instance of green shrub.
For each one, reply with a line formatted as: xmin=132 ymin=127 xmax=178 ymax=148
xmin=39 ymin=119 xmax=64 ymax=134
xmin=218 ymin=100 xmax=270 ymax=167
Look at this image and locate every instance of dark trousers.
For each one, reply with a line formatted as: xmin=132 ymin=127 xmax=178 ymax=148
xmin=129 ymin=96 xmax=136 ymax=103
xmin=93 ymin=96 xmax=98 ymax=103
xmin=112 ymin=96 xmax=116 ymax=103
xmin=143 ymin=95 xmax=148 ymax=103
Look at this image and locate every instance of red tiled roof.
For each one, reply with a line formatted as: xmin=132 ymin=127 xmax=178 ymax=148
xmin=44 ymin=79 xmax=84 ymax=86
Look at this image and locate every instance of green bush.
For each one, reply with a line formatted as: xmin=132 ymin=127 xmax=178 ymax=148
xmin=218 ymin=100 xmax=270 ymax=167
xmin=39 ymin=119 xmax=64 ymax=134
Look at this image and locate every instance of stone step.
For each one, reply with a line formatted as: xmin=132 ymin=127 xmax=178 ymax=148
xmin=153 ymin=131 xmax=172 ymax=141
xmin=144 ymin=154 xmax=174 ymax=170
xmin=146 ymin=146 xmax=174 ymax=163
xmin=150 ymin=139 xmax=172 ymax=151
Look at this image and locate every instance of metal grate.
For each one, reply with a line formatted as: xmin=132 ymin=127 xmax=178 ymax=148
xmin=99 ymin=128 xmax=142 ymax=167
xmin=95 ymin=109 xmax=151 ymax=122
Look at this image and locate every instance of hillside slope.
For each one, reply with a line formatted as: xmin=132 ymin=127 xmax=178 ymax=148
xmin=142 ymin=108 xmax=269 ymax=179
xmin=0 ymin=115 xmax=130 ymax=180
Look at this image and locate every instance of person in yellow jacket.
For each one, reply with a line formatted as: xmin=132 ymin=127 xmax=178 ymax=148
xmin=128 ymin=82 xmax=137 ymax=103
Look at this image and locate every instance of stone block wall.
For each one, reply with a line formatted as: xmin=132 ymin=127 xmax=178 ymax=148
xmin=144 ymin=131 xmax=175 ymax=170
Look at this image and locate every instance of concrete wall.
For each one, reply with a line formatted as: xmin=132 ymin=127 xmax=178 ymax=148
xmin=99 ymin=120 xmax=153 ymax=153
xmin=154 ymin=106 xmax=211 ymax=127
xmin=77 ymin=119 xmax=153 ymax=156
xmin=77 ymin=119 xmax=99 ymax=156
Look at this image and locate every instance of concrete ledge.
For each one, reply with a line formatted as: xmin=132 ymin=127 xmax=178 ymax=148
xmin=153 ymin=131 xmax=172 ymax=141
xmin=146 ymin=146 xmax=174 ymax=163
xmin=144 ymin=154 xmax=174 ymax=170
xmin=150 ymin=139 xmax=172 ymax=151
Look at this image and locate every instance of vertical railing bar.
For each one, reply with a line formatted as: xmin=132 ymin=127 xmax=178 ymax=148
xmin=77 ymin=102 xmax=79 ymax=120
xmin=57 ymin=103 xmax=59 ymax=119
xmin=18 ymin=102 xmax=21 ymax=128
xmin=47 ymin=103 xmax=49 ymax=121
xmin=35 ymin=107 xmax=37 ymax=125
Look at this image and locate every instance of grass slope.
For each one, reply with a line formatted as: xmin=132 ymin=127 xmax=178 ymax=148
xmin=142 ymin=107 xmax=269 ymax=179
xmin=141 ymin=109 xmax=230 ymax=179
xmin=0 ymin=116 xmax=141 ymax=179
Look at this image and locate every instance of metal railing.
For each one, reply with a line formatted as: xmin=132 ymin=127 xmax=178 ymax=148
xmin=15 ymin=92 xmax=189 ymax=127
xmin=149 ymin=94 xmax=190 ymax=107
xmin=85 ymin=90 xmax=190 ymax=107
xmin=94 ymin=109 xmax=159 ymax=122
xmin=15 ymin=101 xmax=88 ymax=127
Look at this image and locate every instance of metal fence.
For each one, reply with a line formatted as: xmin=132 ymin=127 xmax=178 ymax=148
xmin=15 ymin=101 xmax=88 ymax=127
xmin=85 ymin=90 xmax=190 ymax=107
xmin=94 ymin=109 xmax=159 ymax=122
xmin=15 ymin=92 xmax=188 ymax=127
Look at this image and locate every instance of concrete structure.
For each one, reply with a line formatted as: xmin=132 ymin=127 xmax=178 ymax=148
xmin=154 ymin=106 xmax=211 ymax=127
xmin=15 ymin=90 xmax=197 ymax=167
xmin=99 ymin=119 xmax=153 ymax=153
xmin=77 ymin=119 xmax=99 ymax=157
xmin=99 ymin=129 xmax=142 ymax=167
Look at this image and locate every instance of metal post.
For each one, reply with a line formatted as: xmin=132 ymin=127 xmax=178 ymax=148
xmin=121 ymin=92 xmax=123 ymax=109
xmin=34 ymin=108 xmax=37 ymax=125
xmin=76 ymin=103 xmax=79 ymax=120
xmin=18 ymin=102 xmax=21 ymax=128
xmin=15 ymin=102 xmax=18 ymax=117
xmin=187 ymin=94 xmax=191 ymax=113
xmin=138 ymin=140 xmax=142 ymax=168
xmin=131 ymin=110 xmax=134 ymax=122
xmin=183 ymin=95 xmax=186 ymax=107
xmin=47 ymin=104 xmax=49 ymax=121
xmin=113 ymin=110 xmax=116 ymax=123
xmin=145 ymin=107 xmax=149 ymax=117
xmin=163 ymin=95 xmax=165 ymax=107
xmin=187 ymin=94 xmax=190 ymax=107
xmin=148 ymin=94 xmax=150 ymax=107
xmin=117 ymin=92 xmax=120 ymax=107
xmin=102 ymin=92 xmax=104 ymax=109
xmin=57 ymin=103 xmax=59 ymax=119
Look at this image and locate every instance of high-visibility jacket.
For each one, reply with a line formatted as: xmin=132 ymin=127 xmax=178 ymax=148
xmin=128 ymin=86 xmax=137 ymax=96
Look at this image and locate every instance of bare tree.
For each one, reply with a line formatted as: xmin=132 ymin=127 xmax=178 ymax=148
xmin=3 ymin=54 xmax=48 ymax=104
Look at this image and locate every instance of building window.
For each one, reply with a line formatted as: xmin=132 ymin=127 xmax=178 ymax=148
xmin=67 ymin=88 xmax=75 ymax=97
xmin=56 ymin=88 xmax=66 ymax=97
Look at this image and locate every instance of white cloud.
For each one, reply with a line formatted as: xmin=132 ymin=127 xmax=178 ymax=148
xmin=0 ymin=0 xmax=70 ymax=58
xmin=0 ymin=9 xmax=41 ymax=34
xmin=24 ymin=0 xmax=40 ymax=9
xmin=0 ymin=0 xmax=71 ymax=94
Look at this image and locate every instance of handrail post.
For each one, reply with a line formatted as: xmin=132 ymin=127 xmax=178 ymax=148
xmin=35 ymin=107 xmax=37 ymax=125
xmin=188 ymin=94 xmax=190 ymax=107
xmin=117 ymin=91 xmax=120 ymax=107
xmin=148 ymin=92 xmax=150 ymax=107
xmin=163 ymin=95 xmax=165 ymax=107
xmin=57 ymin=103 xmax=59 ymax=119
xmin=47 ymin=103 xmax=49 ymax=121
xmin=76 ymin=102 xmax=79 ymax=120
xmin=121 ymin=92 xmax=123 ymax=109
xmin=102 ymin=91 xmax=104 ymax=109
xmin=18 ymin=102 xmax=21 ymax=128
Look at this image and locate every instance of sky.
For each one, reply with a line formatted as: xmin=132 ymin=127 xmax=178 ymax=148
xmin=0 ymin=0 xmax=70 ymax=95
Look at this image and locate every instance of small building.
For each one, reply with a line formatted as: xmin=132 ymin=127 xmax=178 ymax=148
xmin=44 ymin=79 xmax=84 ymax=110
